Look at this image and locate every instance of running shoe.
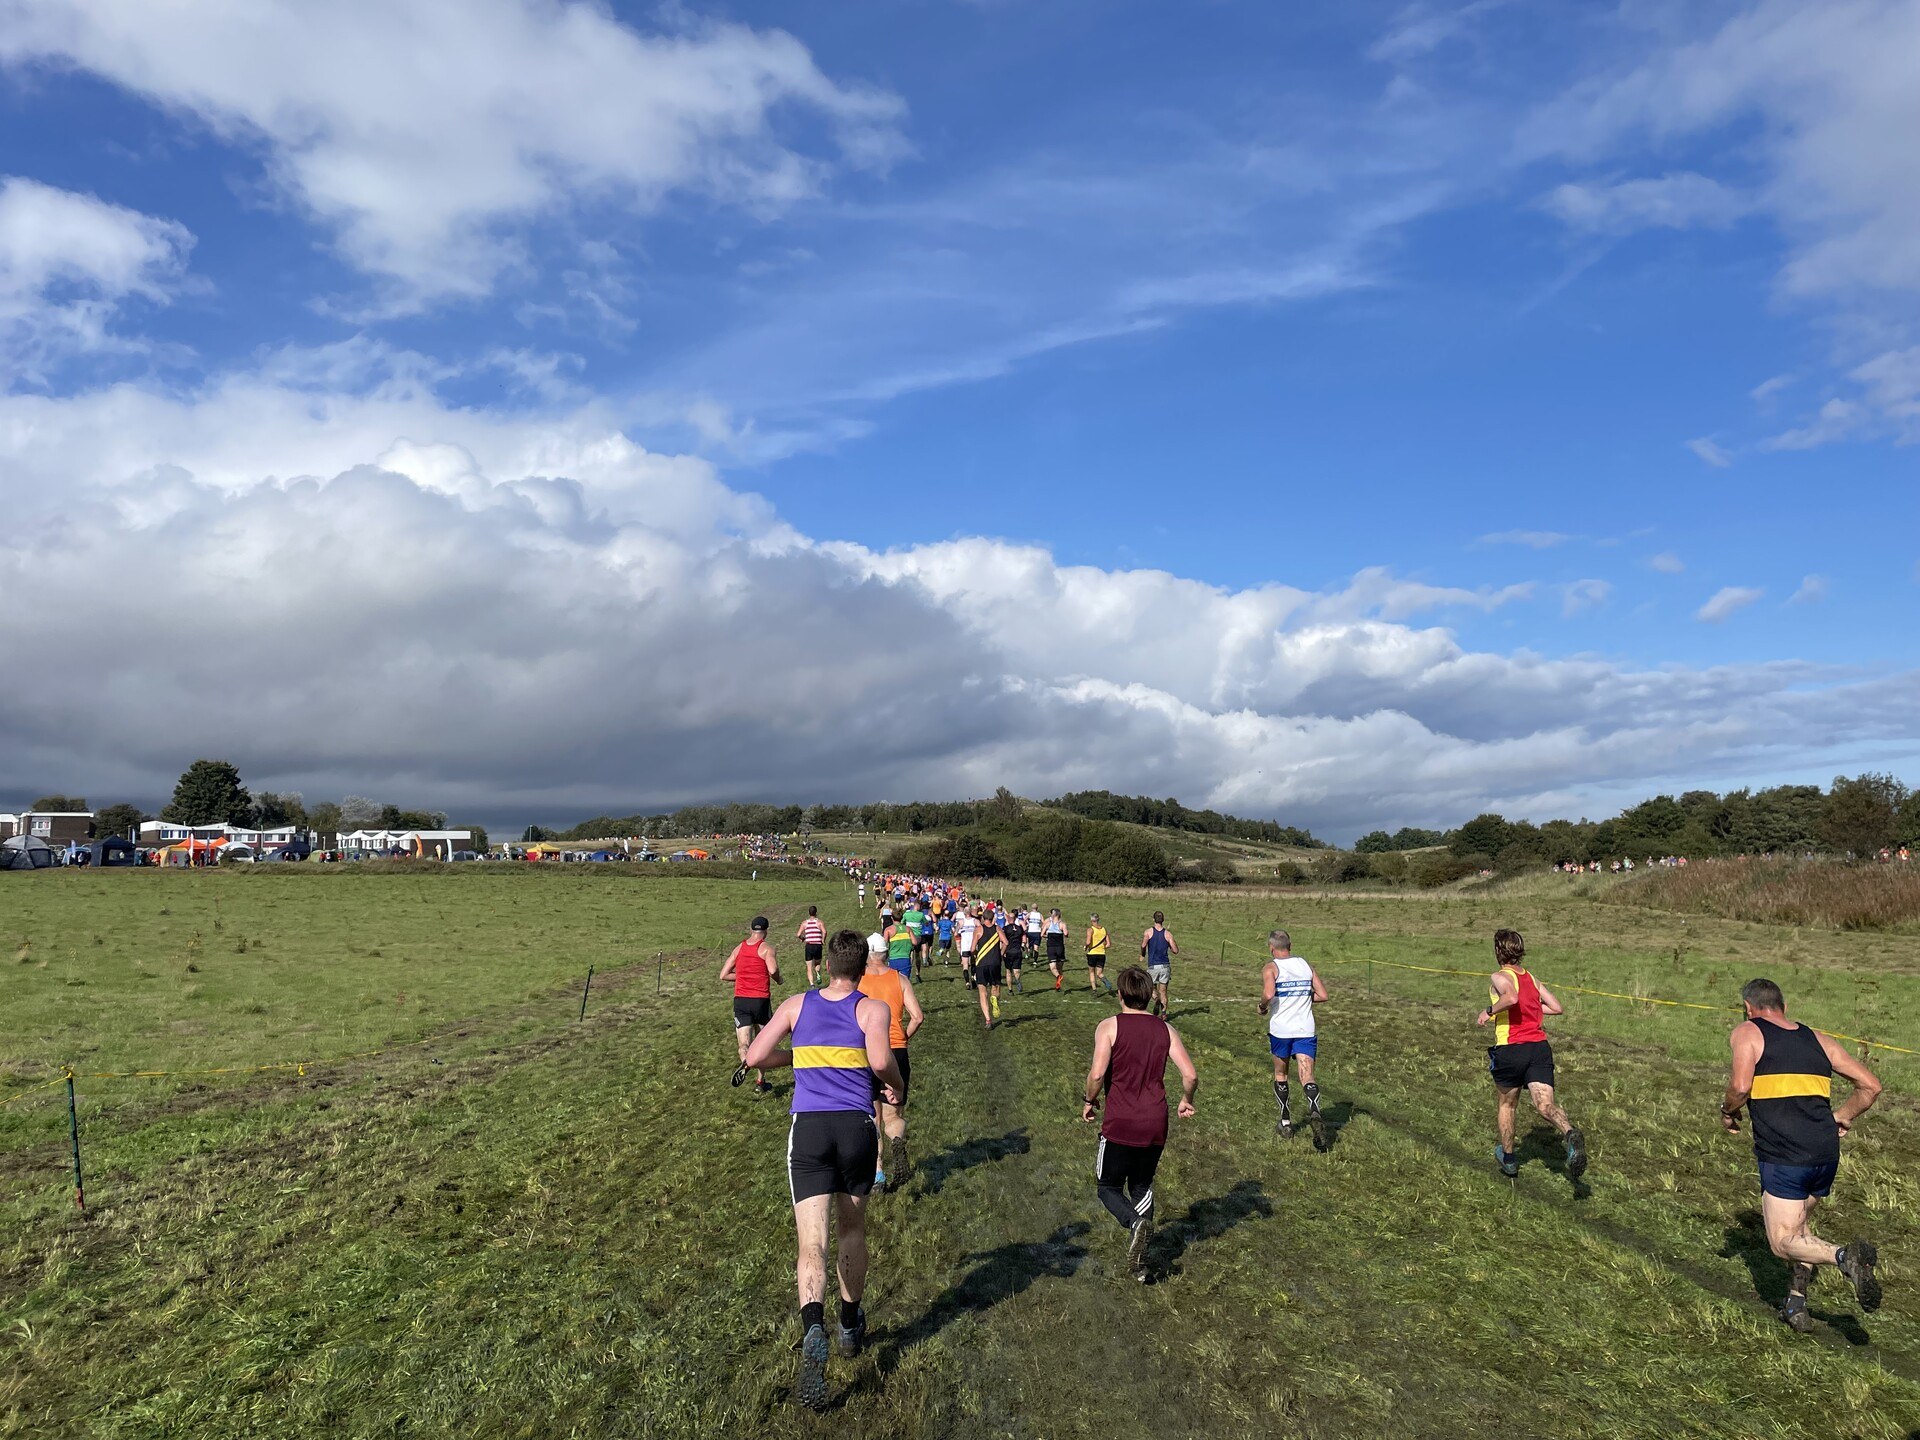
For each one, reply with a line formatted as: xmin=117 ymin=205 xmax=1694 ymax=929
xmin=1494 ymin=1145 xmax=1519 ymax=1178
xmin=890 ymin=1136 xmax=911 ymax=1190
xmin=1838 ymin=1239 xmax=1881 ymax=1311
xmin=1275 ymin=1116 xmax=1292 ymax=1139
xmin=1126 ymin=1218 xmax=1153 ymax=1283
xmin=755 ymin=1079 xmax=774 ymax=1097
xmin=873 ymin=1168 xmax=888 ymax=1190
xmin=795 ymin=1324 xmax=830 ymax=1410
xmin=836 ymin=1306 xmax=867 ymax=1358
xmin=730 ymin=1063 xmax=750 ymax=1088
xmin=1054 ymin=976 xmax=1063 ymax=991
xmin=1564 ymin=1127 xmax=1588 ymax=1179
xmin=990 ymin=995 xmax=1001 ymax=1020
xmin=1309 ymin=1109 xmax=1329 ymax=1152
xmin=1779 ymin=1293 xmax=1813 ymax=1333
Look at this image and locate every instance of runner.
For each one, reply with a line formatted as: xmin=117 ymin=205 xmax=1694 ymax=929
xmin=1720 ymin=978 xmax=1883 ymax=1331
xmin=1044 ymin=908 xmax=1068 ymax=990
xmin=974 ymin=909 xmax=1006 ymax=1028
xmin=1141 ymin=911 xmax=1178 ymax=1016
xmin=957 ymin=905 xmax=980 ymax=988
xmin=796 ymin=906 xmax=827 ymax=989
xmin=857 ymin=878 xmax=866 ymax=911
xmin=1475 ymin=929 xmax=1587 ymax=1180
xmin=1003 ymin=911 xmax=1026 ymax=996
xmin=1081 ymin=965 xmax=1199 ymax=1282
xmin=898 ymin=895 xmax=926 ymax=978
xmin=917 ymin=904 xmax=936 ymax=981
xmin=884 ymin=910 xmax=915 ymax=980
xmin=1085 ymin=913 xmax=1111 ymax=994
xmin=859 ymin=940 xmax=925 ymax=1191
xmin=1024 ymin=905 xmax=1044 ymax=973
xmin=744 ymin=931 xmax=905 ymax=1409
xmin=936 ymin=909 xmax=955 ymax=966
xmin=718 ymin=917 xmax=781 ymax=1096
xmin=1258 ymin=929 xmax=1328 ymax=1147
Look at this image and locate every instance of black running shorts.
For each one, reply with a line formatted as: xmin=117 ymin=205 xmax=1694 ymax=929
xmin=975 ymin=953 xmax=1004 ymax=986
xmin=788 ymin=1110 xmax=879 ymax=1203
xmin=733 ymin=996 xmax=773 ymax=1029
xmin=1046 ymin=934 xmax=1067 ymax=962
xmin=1487 ymin=1039 xmax=1555 ymax=1091
xmin=890 ymin=1048 xmax=911 ymax=1102
xmin=804 ymin=943 xmax=823 ymax=962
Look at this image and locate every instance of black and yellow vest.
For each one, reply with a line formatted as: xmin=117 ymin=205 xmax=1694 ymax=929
xmin=1749 ymin=1018 xmax=1838 ymax=1166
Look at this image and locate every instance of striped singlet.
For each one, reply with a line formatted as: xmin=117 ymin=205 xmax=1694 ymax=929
xmin=1490 ymin=966 xmax=1546 ymax=1046
xmin=800 ymin=917 xmax=825 ymax=946
xmin=1749 ymin=1018 xmax=1838 ymax=1166
xmin=790 ymin=988 xmax=875 ymax=1113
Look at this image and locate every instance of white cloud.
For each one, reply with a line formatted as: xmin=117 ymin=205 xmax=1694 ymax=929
xmin=1696 ymin=585 xmax=1765 ymax=622
xmin=0 ymin=1 xmax=905 ymax=306
xmin=1646 ymin=551 xmax=1686 ymax=574
xmin=1765 ymin=397 xmax=1865 ymax=451
xmin=1790 ymin=574 xmax=1829 ymax=604
xmin=1751 ymin=373 xmax=1794 ymax=403
xmin=1560 ymin=579 xmax=1611 ymax=617
xmin=1 ymin=361 xmax=1913 ymax=838
xmin=0 ymin=175 xmax=192 ymax=381
xmin=1542 ymin=173 xmax=1747 ymax=235
xmin=1478 ymin=529 xmax=1570 ymax=549
xmin=1685 ymin=436 xmax=1733 ymax=468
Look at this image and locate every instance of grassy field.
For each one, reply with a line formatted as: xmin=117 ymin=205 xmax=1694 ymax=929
xmin=3 ymin=866 xmax=1919 ymax=1438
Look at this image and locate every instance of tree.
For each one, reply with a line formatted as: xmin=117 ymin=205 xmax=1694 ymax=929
xmin=161 ymin=761 xmax=251 ymax=827
xmin=1353 ymin=830 xmax=1395 ymax=854
xmin=990 ymin=786 xmax=1023 ymax=825
xmin=30 ymin=794 xmax=87 ymax=812
xmin=464 ymin=825 xmax=490 ymax=851
xmin=307 ymin=801 xmax=343 ymax=845
xmin=92 ymin=803 xmax=145 ymax=840
xmin=251 ymin=791 xmax=306 ymax=828
xmin=1449 ymin=813 xmax=1514 ymax=860
xmin=1820 ymin=773 xmax=1908 ymax=858
xmin=947 ymin=833 xmax=1007 ymax=879
xmin=339 ymin=795 xmax=382 ymax=827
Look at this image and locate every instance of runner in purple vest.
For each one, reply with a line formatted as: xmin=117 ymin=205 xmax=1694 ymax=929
xmin=1082 ymin=965 xmax=1199 ymax=1282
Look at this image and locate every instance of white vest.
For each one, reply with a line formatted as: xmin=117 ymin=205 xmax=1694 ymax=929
xmin=1267 ymin=955 xmax=1316 ymax=1038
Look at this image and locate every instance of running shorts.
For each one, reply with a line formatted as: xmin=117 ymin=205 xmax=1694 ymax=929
xmin=890 ymin=1048 xmax=911 ymax=1102
xmin=1046 ymin=934 xmax=1067 ymax=962
xmin=788 ymin=1111 xmax=879 ymax=1202
xmin=1087 ymin=952 xmax=1107 ymax=967
xmin=1095 ymin=1135 xmax=1164 ymax=1193
xmin=1487 ymin=1040 xmax=1554 ymax=1090
xmin=975 ymin=953 xmax=1004 ymax=986
xmin=1758 ymin=1160 xmax=1837 ymax=1200
xmin=1269 ymin=1034 xmax=1317 ymax=1059
xmin=804 ymin=943 xmax=823 ymax=963
xmin=1148 ymin=963 xmax=1172 ymax=986
xmin=733 ymin=997 xmax=773 ymax=1029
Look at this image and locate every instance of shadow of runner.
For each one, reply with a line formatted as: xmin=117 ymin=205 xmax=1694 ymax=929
xmin=878 ymin=1222 xmax=1091 ymax=1374
xmin=1719 ymin=1211 xmax=1872 ymax=1346
xmin=1147 ymin=1180 xmax=1273 ymax=1280
xmin=1514 ymin=1127 xmax=1591 ymax=1200
xmin=1310 ymin=1100 xmax=1367 ymax=1152
xmin=993 ymin=1014 xmax=1054 ymax=1030
xmin=916 ymin=1128 xmax=1031 ymax=1195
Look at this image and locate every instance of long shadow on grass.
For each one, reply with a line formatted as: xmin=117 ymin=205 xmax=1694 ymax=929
xmin=1720 ymin=1211 xmax=1872 ymax=1345
xmin=876 ymin=1222 xmax=1091 ymax=1374
xmin=916 ymin=1128 xmax=1030 ymax=1195
xmin=1309 ymin=1100 xmax=1367 ymax=1152
xmin=1514 ymin=1127 xmax=1592 ymax=1200
xmin=993 ymin=1014 xmax=1053 ymax=1030
xmin=1146 ymin=1180 xmax=1272 ymax=1281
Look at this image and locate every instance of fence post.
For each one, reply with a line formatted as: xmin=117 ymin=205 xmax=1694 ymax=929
xmin=1368 ymin=960 xmax=1374 ymax=997
xmin=1218 ymin=942 xmax=1225 ymax=965
xmin=656 ymin=952 xmax=664 ymax=995
xmin=65 ymin=1068 xmax=85 ymax=1213
xmin=578 ymin=966 xmax=594 ymax=1021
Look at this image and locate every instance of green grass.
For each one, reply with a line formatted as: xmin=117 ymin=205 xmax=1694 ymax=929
xmin=3 ymin=868 xmax=1917 ymax=1438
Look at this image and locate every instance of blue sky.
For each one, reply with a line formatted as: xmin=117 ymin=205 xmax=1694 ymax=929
xmin=0 ymin=0 xmax=1914 ymax=837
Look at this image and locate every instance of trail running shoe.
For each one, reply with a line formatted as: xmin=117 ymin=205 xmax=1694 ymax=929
xmin=990 ymin=995 xmax=1001 ymax=1021
xmin=796 ymin=1324 xmax=830 ymax=1410
xmin=1310 ymin=1109 xmax=1329 ymax=1152
xmin=730 ymin=1064 xmax=750 ymax=1088
xmin=836 ymin=1306 xmax=866 ymax=1358
xmin=1127 ymin=1218 xmax=1153 ymax=1283
xmin=1494 ymin=1145 xmax=1519 ymax=1178
xmin=1054 ymin=976 xmax=1063 ymax=991
xmin=890 ymin=1136 xmax=911 ymax=1190
xmin=1839 ymin=1239 xmax=1881 ymax=1311
xmin=1564 ymin=1127 xmax=1588 ymax=1179
xmin=1276 ymin=1114 xmax=1292 ymax=1140
xmin=755 ymin=1079 xmax=773 ymax=1097
xmin=872 ymin=1168 xmax=888 ymax=1192
xmin=1780 ymin=1292 xmax=1813 ymax=1333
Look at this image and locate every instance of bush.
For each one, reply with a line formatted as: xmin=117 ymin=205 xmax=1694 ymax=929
xmin=1311 ymin=852 xmax=1370 ymax=885
xmin=1183 ymin=854 xmax=1241 ymax=885
xmin=1080 ymin=830 xmax=1174 ymax=888
xmin=1414 ymin=854 xmax=1480 ymax=889
xmin=1605 ymin=856 xmax=1920 ymax=930
xmin=1364 ymin=851 xmax=1409 ymax=884
xmin=1272 ymin=861 xmax=1308 ymax=885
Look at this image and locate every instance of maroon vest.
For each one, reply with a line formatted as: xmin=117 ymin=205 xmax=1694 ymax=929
xmin=1101 ymin=1011 xmax=1171 ymax=1146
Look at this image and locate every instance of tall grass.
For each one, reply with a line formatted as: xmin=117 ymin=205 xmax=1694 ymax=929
xmin=1605 ymin=856 xmax=1920 ymax=931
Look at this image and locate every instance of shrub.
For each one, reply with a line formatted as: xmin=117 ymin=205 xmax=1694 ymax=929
xmin=1414 ymin=854 xmax=1480 ymax=889
xmin=1311 ymin=852 xmax=1370 ymax=885
xmin=1183 ymin=854 xmax=1241 ymax=885
xmin=1604 ymin=856 xmax=1920 ymax=931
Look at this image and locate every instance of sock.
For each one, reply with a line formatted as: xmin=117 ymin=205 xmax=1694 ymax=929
xmin=1273 ymin=1079 xmax=1289 ymax=1118
xmin=839 ymin=1296 xmax=862 ymax=1329
xmin=1303 ymin=1081 xmax=1321 ymax=1114
xmin=801 ymin=1302 xmax=825 ymax=1334
xmin=1834 ymin=1247 xmax=1846 ymax=1268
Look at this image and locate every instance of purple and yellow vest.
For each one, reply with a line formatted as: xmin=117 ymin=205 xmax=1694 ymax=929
xmin=791 ymin=989 xmax=875 ymax=1113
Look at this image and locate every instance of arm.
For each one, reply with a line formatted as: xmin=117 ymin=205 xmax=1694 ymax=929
xmin=762 ymin=942 xmax=780 ymax=985
xmin=1258 ymin=960 xmax=1277 ymax=1016
xmin=743 ymin=994 xmax=804 ymax=1070
xmin=1167 ymin=929 xmax=1179 ymax=956
xmin=1310 ymin=967 xmax=1328 ymax=1004
xmin=1475 ymin=971 xmax=1516 ymax=1027
xmin=1166 ymin=1026 xmax=1199 ymax=1117
xmin=859 ymin=997 xmax=905 ymax=1104
xmin=1535 ymin=982 xmax=1563 ymax=1017
xmin=1819 ymin=1032 xmax=1884 ymax=1135
xmin=899 ymin=977 xmax=925 ymax=1040
xmin=718 ymin=947 xmax=737 ymax=983
xmin=1082 ymin=1018 xmax=1116 ymax=1121
xmin=1720 ymin=1022 xmax=1761 ymax=1130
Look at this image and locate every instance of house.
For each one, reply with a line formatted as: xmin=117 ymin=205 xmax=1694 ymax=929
xmin=0 ymin=815 xmax=15 ymax=841
xmin=139 ymin=821 xmax=303 ymax=849
xmin=14 ymin=810 xmax=95 ymax=844
xmin=339 ymin=828 xmax=473 ymax=859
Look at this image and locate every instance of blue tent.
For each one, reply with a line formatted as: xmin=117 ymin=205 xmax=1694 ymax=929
xmin=87 ymin=836 xmax=140 ymax=867
xmin=1 ymin=835 xmax=56 ymax=871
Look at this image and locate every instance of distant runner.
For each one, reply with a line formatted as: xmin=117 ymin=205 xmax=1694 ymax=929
xmin=1044 ymin=908 xmax=1068 ymax=990
xmin=1720 ymin=978 xmax=1882 ymax=1331
xmin=1082 ymin=966 xmax=1199 ymax=1282
xmin=859 ymin=940 xmax=925 ymax=1191
xmin=1003 ymin=912 xmax=1026 ymax=996
xmin=898 ymin=897 xmax=926 ymax=979
xmin=744 ymin=931 xmax=905 ymax=1409
xmin=1476 ymin=929 xmax=1586 ymax=1180
xmin=1024 ymin=905 xmax=1044 ymax=971
xmin=796 ymin=906 xmax=827 ymax=988
xmin=884 ymin=912 xmax=915 ymax=980
xmin=974 ymin=910 xmax=1006 ymax=1028
xmin=936 ymin=910 xmax=955 ymax=966
xmin=1085 ymin=913 xmax=1111 ymax=994
xmin=957 ymin=906 xmax=980 ymax=988
xmin=857 ymin=879 xmax=866 ymax=910
xmin=719 ymin=917 xmax=781 ymax=1097
xmin=1141 ymin=911 xmax=1178 ymax=1016
xmin=1259 ymin=929 xmax=1328 ymax=1147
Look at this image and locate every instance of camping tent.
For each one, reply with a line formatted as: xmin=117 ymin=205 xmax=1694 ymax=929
xmin=1 ymin=834 xmax=57 ymax=870
xmin=86 ymin=837 xmax=140 ymax=868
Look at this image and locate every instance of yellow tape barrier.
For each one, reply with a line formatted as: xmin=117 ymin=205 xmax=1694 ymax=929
xmin=1217 ymin=937 xmax=1917 ymax=1056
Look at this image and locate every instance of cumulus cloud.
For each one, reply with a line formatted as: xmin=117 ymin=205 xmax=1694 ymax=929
xmin=0 ymin=0 xmax=904 ymax=305
xmin=1 ymin=365 xmax=1914 ymax=838
xmin=1696 ymin=586 xmax=1765 ymax=623
xmin=1685 ymin=436 xmax=1733 ymax=468
xmin=0 ymin=176 xmax=192 ymax=381
xmin=1646 ymin=552 xmax=1686 ymax=575
xmin=1478 ymin=529 xmax=1569 ymax=548
xmin=1542 ymin=173 xmax=1748 ymax=235
xmin=1790 ymin=574 xmax=1829 ymax=604
xmin=1560 ymin=579 xmax=1611 ymax=617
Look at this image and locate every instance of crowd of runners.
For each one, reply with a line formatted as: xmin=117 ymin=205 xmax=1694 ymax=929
xmin=718 ymin=869 xmax=1886 ymax=1408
